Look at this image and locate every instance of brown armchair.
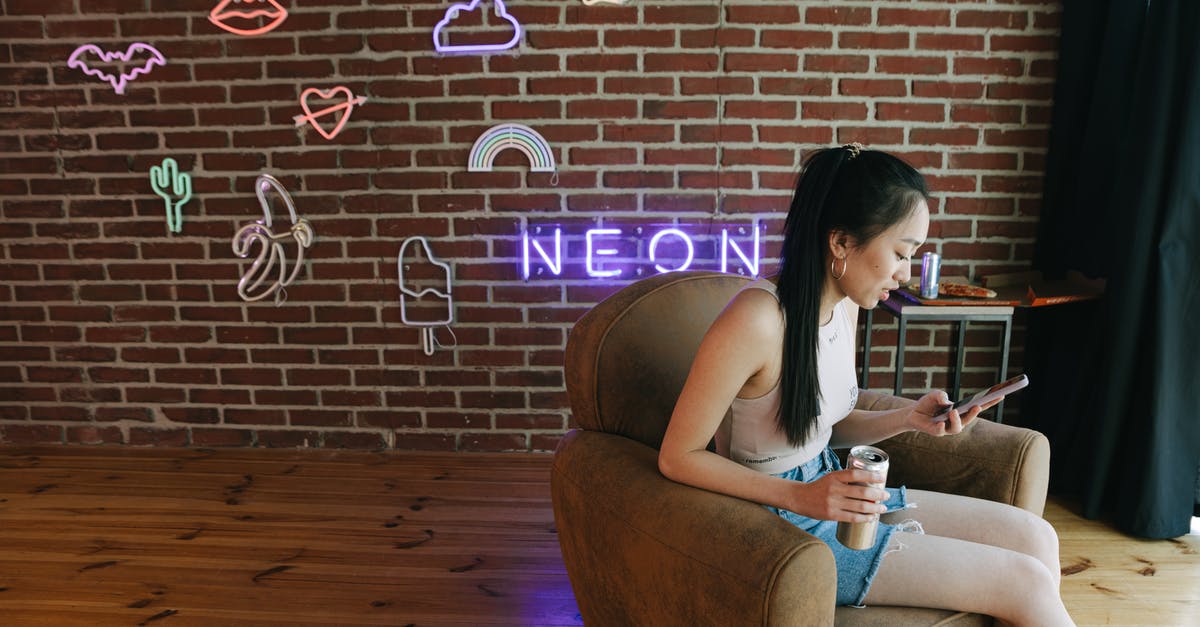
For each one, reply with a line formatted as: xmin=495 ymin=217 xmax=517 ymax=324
xmin=553 ymin=271 xmax=1050 ymax=626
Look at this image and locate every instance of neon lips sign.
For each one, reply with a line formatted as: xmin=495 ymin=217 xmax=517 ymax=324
xmin=208 ymin=0 xmax=289 ymax=36
xmin=521 ymin=224 xmax=762 ymax=280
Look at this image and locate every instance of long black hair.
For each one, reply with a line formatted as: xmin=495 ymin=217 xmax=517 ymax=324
xmin=774 ymin=146 xmax=929 ymax=446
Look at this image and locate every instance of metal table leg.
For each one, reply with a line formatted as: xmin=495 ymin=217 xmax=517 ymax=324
xmin=953 ymin=321 xmax=967 ymax=401
xmin=860 ymin=308 xmax=874 ymax=388
xmin=894 ymin=316 xmax=907 ymax=396
xmin=995 ymin=316 xmax=1013 ymax=423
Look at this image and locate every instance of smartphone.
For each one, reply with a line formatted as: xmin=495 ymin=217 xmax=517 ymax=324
xmin=933 ymin=374 xmax=1029 ymax=422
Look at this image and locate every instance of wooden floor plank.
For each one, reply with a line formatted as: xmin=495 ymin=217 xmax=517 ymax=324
xmin=2 ymin=445 xmax=1197 ymax=626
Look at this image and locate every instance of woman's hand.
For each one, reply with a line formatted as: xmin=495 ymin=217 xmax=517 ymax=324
xmin=786 ymin=468 xmax=889 ymax=523
xmin=906 ymin=389 xmax=1002 ymax=436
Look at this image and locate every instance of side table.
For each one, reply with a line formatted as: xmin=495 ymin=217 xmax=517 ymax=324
xmin=860 ymin=293 xmax=1015 ymax=423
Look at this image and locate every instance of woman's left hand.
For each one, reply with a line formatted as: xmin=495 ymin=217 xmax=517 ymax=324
xmin=906 ymin=390 xmax=1001 ymax=436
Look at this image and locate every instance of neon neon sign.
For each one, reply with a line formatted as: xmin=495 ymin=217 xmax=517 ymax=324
xmin=521 ymin=224 xmax=762 ymax=280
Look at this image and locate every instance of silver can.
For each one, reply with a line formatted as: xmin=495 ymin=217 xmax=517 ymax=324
xmin=836 ymin=445 xmax=889 ymax=550
xmin=919 ymin=251 xmax=941 ymax=299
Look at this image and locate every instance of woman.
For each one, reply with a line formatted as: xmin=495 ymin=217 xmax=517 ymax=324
xmin=658 ymin=145 xmax=1073 ymax=625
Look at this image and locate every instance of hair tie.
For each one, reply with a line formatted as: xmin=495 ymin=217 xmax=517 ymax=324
xmin=843 ymin=142 xmax=863 ymax=159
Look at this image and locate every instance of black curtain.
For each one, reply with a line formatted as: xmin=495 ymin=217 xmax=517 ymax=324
xmin=1024 ymin=0 xmax=1200 ymax=539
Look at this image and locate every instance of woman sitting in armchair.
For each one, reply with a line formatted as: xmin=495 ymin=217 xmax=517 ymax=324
xmin=658 ymin=144 xmax=1074 ymax=626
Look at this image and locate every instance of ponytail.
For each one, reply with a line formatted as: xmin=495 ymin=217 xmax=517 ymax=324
xmin=775 ymin=146 xmax=928 ymax=446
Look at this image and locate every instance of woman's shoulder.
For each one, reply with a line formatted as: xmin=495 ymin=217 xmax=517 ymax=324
xmin=719 ymin=280 xmax=785 ymax=339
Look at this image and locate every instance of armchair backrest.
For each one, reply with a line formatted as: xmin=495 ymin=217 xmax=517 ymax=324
xmin=564 ymin=271 xmax=751 ymax=449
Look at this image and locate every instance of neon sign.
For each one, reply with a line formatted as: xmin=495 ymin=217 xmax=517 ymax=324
xmin=521 ymin=224 xmax=762 ymax=280
xmin=208 ymin=0 xmax=289 ymax=36
xmin=67 ymin=43 xmax=166 ymax=95
xmin=293 ymin=86 xmax=368 ymax=140
xmin=433 ymin=0 xmax=522 ymax=54
xmin=468 ymin=123 xmax=555 ymax=172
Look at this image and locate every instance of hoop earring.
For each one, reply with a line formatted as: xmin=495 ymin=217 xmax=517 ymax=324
xmin=831 ymin=257 xmax=847 ymax=280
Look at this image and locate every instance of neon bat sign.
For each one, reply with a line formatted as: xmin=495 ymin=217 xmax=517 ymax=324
xmin=522 ymin=224 xmax=762 ymax=280
xmin=66 ymin=43 xmax=166 ymax=95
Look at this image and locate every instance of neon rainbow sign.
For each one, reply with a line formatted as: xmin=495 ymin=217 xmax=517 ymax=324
xmin=468 ymin=123 xmax=556 ymax=173
xmin=521 ymin=224 xmax=762 ymax=280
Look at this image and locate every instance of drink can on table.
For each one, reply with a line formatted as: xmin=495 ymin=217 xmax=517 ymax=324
xmin=919 ymin=251 xmax=941 ymax=299
xmin=835 ymin=445 xmax=890 ymax=550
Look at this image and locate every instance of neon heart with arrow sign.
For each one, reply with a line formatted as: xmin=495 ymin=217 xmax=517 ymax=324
xmin=292 ymin=87 xmax=368 ymax=141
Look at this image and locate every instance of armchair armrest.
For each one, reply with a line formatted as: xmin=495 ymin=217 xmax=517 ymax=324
xmin=855 ymin=390 xmax=1051 ymax=515
xmin=552 ymin=429 xmax=836 ymax=626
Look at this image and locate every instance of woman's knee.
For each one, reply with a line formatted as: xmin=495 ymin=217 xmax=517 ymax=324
xmin=1014 ymin=511 xmax=1061 ymax=567
xmin=995 ymin=551 xmax=1065 ymax=620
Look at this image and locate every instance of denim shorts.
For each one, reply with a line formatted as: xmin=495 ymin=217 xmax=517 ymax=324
xmin=765 ymin=447 xmax=909 ymax=607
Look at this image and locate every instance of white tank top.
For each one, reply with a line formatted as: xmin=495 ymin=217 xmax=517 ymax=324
xmin=715 ymin=279 xmax=859 ymax=475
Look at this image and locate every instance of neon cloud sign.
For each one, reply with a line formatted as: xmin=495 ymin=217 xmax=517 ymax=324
xmin=433 ymin=0 xmax=522 ymax=54
xmin=292 ymin=87 xmax=368 ymax=141
xmin=468 ymin=123 xmax=556 ymax=173
xmin=521 ymin=224 xmax=763 ymax=280
xmin=208 ymin=0 xmax=289 ymax=36
xmin=66 ymin=43 xmax=166 ymax=95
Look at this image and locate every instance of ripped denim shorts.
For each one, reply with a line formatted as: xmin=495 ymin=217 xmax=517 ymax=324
xmin=765 ymin=446 xmax=911 ymax=607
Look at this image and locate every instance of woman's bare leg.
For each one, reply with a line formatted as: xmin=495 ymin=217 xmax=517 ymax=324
xmin=881 ymin=489 xmax=1063 ymax=585
xmin=862 ymin=532 xmax=1074 ymax=626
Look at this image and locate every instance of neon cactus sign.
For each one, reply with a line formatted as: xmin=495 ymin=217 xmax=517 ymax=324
xmin=521 ymin=224 xmax=762 ymax=280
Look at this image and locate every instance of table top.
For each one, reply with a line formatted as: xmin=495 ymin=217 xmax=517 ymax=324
xmin=877 ymin=292 xmax=1015 ymax=318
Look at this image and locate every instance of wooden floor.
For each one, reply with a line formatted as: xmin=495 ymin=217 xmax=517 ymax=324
xmin=0 ymin=446 xmax=1197 ymax=626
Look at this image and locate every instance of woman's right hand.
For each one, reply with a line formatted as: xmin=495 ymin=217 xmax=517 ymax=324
xmin=787 ymin=468 xmax=889 ymax=522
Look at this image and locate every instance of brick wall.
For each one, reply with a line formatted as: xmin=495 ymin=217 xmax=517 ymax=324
xmin=0 ymin=0 xmax=1061 ymax=450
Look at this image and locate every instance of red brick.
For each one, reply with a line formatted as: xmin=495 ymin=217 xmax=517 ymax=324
xmin=725 ymin=100 xmax=797 ymax=120
xmin=877 ymin=102 xmax=945 ymax=122
xmin=956 ymin=57 xmax=1025 ymax=77
xmin=724 ymin=53 xmax=798 ymax=73
xmin=805 ymin=6 xmax=871 ymax=25
xmin=804 ymin=54 xmax=870 ymax=73
xmin=760 ymin=29 xmax=832 ymax=49
xmin=603 ymin=77 xmax=675 ymax=95
xmin=878 ymin=8 xmax=951 ymax=27
xmin=802 ymin=101 xmax=868 ymax=121
xmin=644 ymin=5 xmax=719 ymax=24
xmin=878 ymin=55 xmax=948 ymax=75
xmin=839 ymin=79 xmax=907 ymax=98
xmin=917 ymin=34 xmax=985 ymax=51
xmin=840 ymin=31 xmax=911 ymax=50
xmin=957 ymin=10 xmax=1029 ymax=30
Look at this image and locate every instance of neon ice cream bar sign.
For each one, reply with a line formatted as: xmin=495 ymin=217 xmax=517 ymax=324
xmin=521 ymin=224 xmax=763 ymax=280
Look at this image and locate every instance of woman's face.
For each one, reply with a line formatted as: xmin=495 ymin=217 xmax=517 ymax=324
xmin=837 ymin=199 xmax=930 ymax=308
